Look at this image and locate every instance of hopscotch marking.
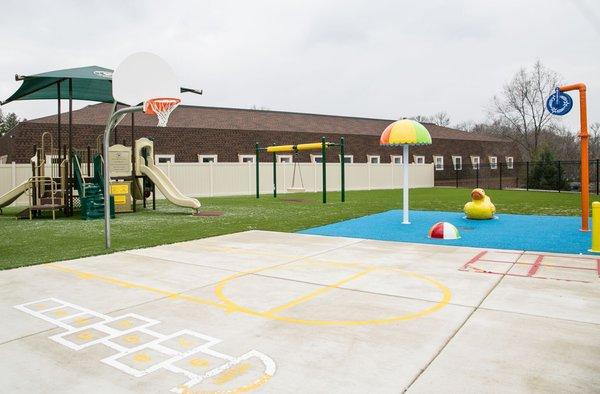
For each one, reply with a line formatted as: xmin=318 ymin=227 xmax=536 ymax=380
xmin=460 ymin=250 xmax=599 ymax=283
xmin=15 ymin=298 xmax=276 ymax=393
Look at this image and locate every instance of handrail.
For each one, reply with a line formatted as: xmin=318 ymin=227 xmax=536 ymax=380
xmin=60 ymin=158 xmax=68 ymax=205
xmin=27 ymin=176 xmax=60 ymax=206
xmin=72 ymin=154 xmax=87 ymax=198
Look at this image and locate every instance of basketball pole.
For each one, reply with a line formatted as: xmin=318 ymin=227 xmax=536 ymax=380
xmin=103 ymin=103 xmax=143 ymax=248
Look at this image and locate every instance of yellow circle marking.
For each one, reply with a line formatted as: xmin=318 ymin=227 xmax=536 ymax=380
xmin=178 ymin=337 xmax=194 ymax=349
xmin=214 ymin=266 xmax=451 ymax=326
xmin=74 ymin=316 xmax=90 ymax=326
xmin=133 ymin=353 xmax=152 ymax=363
xmin=77 ymin=331 xmax=94 ymax=340
xmin=117 ymin=319 xmax=133 ymax=328
xmin=189 ymin=357 xmax=209 ymax=368
xmin=124 ymin=334 xmax=140 ymax=344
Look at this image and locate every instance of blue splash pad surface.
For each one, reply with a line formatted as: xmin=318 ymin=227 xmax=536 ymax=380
xmin=299 ymin=210 xmax=593 ymax=255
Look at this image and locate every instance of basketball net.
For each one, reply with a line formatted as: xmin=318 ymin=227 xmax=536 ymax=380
xmin=144 ymin=98 xmax=181 ymax=127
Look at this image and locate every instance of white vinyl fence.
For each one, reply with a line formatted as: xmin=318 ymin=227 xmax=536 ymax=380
xmin=0 ymin=162 xmax=434 ymax=206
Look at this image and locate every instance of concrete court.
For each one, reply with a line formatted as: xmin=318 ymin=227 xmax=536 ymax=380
xmin=0 ymin=230 xmax=599 ymax=393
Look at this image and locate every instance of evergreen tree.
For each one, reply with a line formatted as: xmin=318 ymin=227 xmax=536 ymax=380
xmin=529 ymin=147 xmax=567 ymax=190
xmin=0 ymin=111 xmax=20 ymax=136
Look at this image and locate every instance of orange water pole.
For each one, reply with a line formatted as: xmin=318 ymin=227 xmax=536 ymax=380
xmin=559 ymin=83 xmax=589 ymax=231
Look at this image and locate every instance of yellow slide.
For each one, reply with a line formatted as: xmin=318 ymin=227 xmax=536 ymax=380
xmin=0 ymin=180 xmax=31 ymax=209
xmin=139 ymin=163 xmax=201 ymax=211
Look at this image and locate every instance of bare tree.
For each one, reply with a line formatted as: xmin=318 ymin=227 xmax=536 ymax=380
xmin=489 ymin=61 xmax=560 ymax=160
xmin=409 ymin=115 xmax=429 ymax=123
xmin=591 ymin=122 xmax=600 ymax=159
xmin=429 ymin=111 xmax=451 ymax=127
xmin=410 ymin=111 xmax=450 ymax=127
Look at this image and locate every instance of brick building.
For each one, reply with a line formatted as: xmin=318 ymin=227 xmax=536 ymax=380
xmin=0 ymin=103 xmax=519 ymax=174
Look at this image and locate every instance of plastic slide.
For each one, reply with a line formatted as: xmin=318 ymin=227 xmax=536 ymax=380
xmin=139 ymin=163 xmax=201 ymax=211
xmin=0 ymin=180 xmax=31 ymax=209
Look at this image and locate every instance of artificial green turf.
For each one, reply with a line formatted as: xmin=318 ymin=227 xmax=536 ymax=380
xmin=1 ymin=188 xmax=598 ymax=270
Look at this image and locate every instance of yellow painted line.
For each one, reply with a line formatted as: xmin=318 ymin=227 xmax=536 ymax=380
xmin=265 ymin=267 xmax=376 ymax=315
xmin=47 ymin=259 xmax=452 ymax=327
xmin=47 ymin=264 xmax=228 ymax=311
xmin=213 ymin=362 xmax=251 ymax=385
xmin=214 ymin=267 xmax=452 ymax=326
xmin=179 ymin=373 xmax=272 ymax=394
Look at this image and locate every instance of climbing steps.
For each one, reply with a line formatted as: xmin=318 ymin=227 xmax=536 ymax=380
xmin=73 ymin=154 xmax=114 ymax=220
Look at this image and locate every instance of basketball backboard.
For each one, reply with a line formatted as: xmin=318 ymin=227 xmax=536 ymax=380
xmin=112 ymin=52 xmax=180 ymax=106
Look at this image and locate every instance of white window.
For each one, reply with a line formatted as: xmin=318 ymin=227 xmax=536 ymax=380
xmin=277 ymin=155 xmax=293 ymax=164
xmin=390 ymin=155 xmax=403 ymax=164
xmin=155 ymin=154 xmax=175 ymax=164
xmin=367 ymin=155 xmax=381 ymax=164
xmin=0 ymin=155 xmax=7 ymax=164
xmin=452 ymin=156 xmax=462 ymax=170
xmin=413 ymin=155 xmax=425 ymax=164
xmin=433 ymin=156 xmax=444 ymax=171
xmin=471 ymin=156 xmax=480 ymax=170
xmin=310 ymin=154 xmax=323 ymax=163
xmin=506 ymin=156 xmax=514 ymax=169
xmin=340 ymin=155 xmax=354 ymax=163
xmin=198 ymin=154 xmax=218 ymax=163
xmin=489 ymin=156 xmax=498 ymax=170
xmin=238 ymin=155 xmax=255 ymax=163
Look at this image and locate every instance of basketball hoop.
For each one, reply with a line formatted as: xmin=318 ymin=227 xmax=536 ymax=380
xmin=144 ymin=97 xmax=181 ymax=127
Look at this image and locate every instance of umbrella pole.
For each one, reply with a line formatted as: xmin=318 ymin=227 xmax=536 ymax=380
xmin=403 ymin=144 xmax=410 ymax=224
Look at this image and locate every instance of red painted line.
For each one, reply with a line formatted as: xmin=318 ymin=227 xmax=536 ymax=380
xmin=487 ymin=250 xmax=524 ymax=255
xmin=527 ymin=255 xmax=544 ymax=277
xmin=597 ymin=259 xmax=600 ymax=277
xmin=472 ymin=270 xmax=593 ymax=284
xmin=514 ymin=262 xmax=596 ymax=271
xmin=522 ymin=252 xmax=598 ymax=261
xmin=460 ymin=251 xmax=487 ymax=271
xmin=478 ymin=259 xmax=517 ymax=265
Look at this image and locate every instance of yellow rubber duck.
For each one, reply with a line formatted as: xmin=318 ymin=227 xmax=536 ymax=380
xmin=464 ymin=188 xmax=496 ymax=220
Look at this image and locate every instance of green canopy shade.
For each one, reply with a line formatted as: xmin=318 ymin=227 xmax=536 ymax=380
xmin=1 ymin=65 xmax=201 ymax=105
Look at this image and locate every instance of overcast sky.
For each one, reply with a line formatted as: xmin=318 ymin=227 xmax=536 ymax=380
xmin=0 ymin=0 xmax=598 ymax=130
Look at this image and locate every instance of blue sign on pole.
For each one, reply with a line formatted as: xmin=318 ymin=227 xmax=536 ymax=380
xmin=546 ymin=88 xmax=573 ymax=116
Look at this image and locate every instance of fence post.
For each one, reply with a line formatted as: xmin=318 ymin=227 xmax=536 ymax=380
xmin=209 ymin=161 xmax=214 ymax=197
xmin=596 ymin=159 xmax=600 ymax=195
xmin=455 ymin=168 xmax=458 ymax=188
xmin=11 ymin=161 xmax=16 ymax=188
xmin=499 ymin=163 xmax=503 ymax=190
xmin=340 ymin=137 xmax=345 ymax=202
xmin=557 ymin=161 xmax=561 ymax=192
xmin=272 ymin=151 xmax=277 ymax=198
xmin=321 ymin=137 xmax=326 ymax=204
xmin=526 ymin=161 xmax=529 ymax=190
xmin=86 ymin=145 xmax=91 ymax=176
xmin=476 ymin=166 xmax=479 ymax=188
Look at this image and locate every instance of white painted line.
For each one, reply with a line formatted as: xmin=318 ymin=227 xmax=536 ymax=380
xmin=15 ymin=298 xmax=276 ymax=392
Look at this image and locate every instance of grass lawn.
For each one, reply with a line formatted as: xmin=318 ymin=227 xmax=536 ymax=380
xmin=1 ymin=187 xmax=598 ymax=270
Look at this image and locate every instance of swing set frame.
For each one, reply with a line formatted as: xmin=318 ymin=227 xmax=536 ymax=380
xmin=254 ymin=137 xmax=346 ymax=203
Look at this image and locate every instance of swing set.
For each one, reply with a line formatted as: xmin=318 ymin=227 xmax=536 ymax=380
xmin=254 ymin=137 xmax=346 ymax=203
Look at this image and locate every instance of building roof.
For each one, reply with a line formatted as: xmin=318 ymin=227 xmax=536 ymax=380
xmin=28 ymin=103 xmax=510 ymax=142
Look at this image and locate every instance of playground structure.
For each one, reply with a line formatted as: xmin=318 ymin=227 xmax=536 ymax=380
xmin=464 ymin=188 xmax=496 ymax=220
xmin=134 ymin=138 xmax=201 ymax=211
xmin=380 ymin=119 xmax=432 ymax=224
xmin=254 ymin=137 xmax=346 ymax=204
xmin=0 ymin=132 xmax=68 ymax=219
xmin=0 ymin=54 xmax=201 ymax=224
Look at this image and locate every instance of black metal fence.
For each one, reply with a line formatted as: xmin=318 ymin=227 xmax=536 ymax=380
xmin=434 ymin=160 xmax=600 ymax=193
